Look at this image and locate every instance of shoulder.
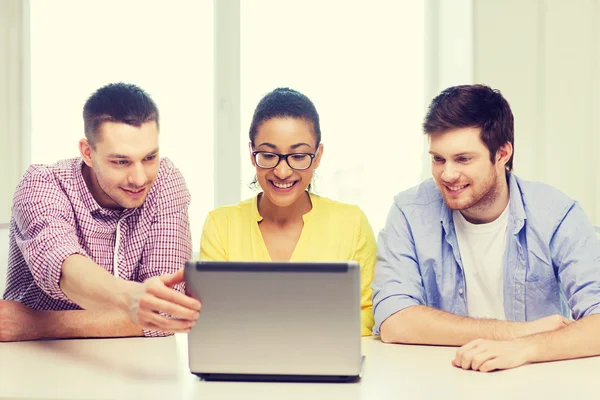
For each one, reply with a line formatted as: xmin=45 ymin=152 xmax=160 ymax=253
xmin=146 ymin=157 xmax=190 ymax=210
xmin=311 ymin=195 xmax=372 ymax=233
xmin=14 ymin=158 xmax=80 ymax=204
xmin=311 ymin=196 xmax=376 ymax=253
xmin=312 ymin=194 xmax=364 ymax=218
xmin=154 ymin=157 xmax=186 ymax=187
xmin=20 ymin=158 xmax=78 ymax=183
xmin=207 ymin=197 xmax=256 ymax=224
xmin=513 ymin=174 xmax=575 ymax=218
xmin=392 ymin=178 xmax=444 ymax=216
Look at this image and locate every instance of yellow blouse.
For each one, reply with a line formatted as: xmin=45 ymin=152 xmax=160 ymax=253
xmin=200 ymin=193 xmax=376 ymax=336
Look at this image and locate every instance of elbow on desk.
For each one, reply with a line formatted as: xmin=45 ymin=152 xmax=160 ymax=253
xmin=379 ymin=309 xmax=420 ymax=344
xmin=379 ymin=317 xmax=403 ymax=344
xmin=379 ymin=326 xmax=396 ymax=344
xmin=379 ymin=324 xmax=412 ymax=344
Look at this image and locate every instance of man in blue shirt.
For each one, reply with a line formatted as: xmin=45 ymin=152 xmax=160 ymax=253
xmin=372 ymin=84 xmax=600 ymax=372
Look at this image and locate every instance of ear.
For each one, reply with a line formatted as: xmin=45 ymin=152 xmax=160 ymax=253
xmin=249 ymin=142 xmax=257 ymax=167
xmin=79 ymin=139 xmax=94 ymax=167
xmin=496 ymin=142 xmax=513 ymax=168
xmin=312 ymin=143 xmax=324 ymax=169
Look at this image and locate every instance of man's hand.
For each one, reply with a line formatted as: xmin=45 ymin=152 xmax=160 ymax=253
xmin=452 ymin=338 xmax=537 ymax=372
xmin=123 ymin=268 xmax=201 ymax=333
xmin=451 ymin=315 xmax=571 ymax=372
xmin=524 ymin=314 xmax=572 ymax=336
xmin=0 ymin=300 xmax=44 ymax=342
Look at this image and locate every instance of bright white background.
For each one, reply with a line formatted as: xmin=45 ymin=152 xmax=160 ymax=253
xmin=25 ymin=0 xmax=426 ymax=244
xmin=28 ymin=0 xmax=215 ymax=248
xmin=240 ymin=0 xmax=425 ymax=235
xmin=2 ymin=0 xmax=600 ymax=294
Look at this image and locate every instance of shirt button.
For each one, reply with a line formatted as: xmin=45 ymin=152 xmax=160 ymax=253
xmin=458 ymin=288 xmax=464 ymax=295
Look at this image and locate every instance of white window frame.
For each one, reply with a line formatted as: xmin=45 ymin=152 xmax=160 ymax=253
xmin=0 ymin=0 xmax=31 ymax=226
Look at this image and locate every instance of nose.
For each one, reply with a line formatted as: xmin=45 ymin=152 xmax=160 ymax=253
xmin=128 ymin=163 xmax=148 ymax=187
xmin=441 ymin=163 xmax=459 ymax=183
xmin=273 ymin=157 xmax=293 ymax=179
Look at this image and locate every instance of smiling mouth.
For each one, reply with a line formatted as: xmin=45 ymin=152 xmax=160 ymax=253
xmin=270 ymin=180 xmax=297 ymax=189
xmin=122 ymin=187 xmax=145 ymax=194
xmin=445 ymin=184 xmax=469 ymax=192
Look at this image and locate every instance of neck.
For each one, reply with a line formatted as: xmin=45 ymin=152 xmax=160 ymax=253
xmin=258 ymin=191 xmax=312 ymax=225
xmin=460 ymin=173 xmax=510 ymax=224
xmin=81 ymin=164 xmax=120 ymax=209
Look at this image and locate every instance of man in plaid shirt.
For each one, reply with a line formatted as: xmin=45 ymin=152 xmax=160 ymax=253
xmin=0 ymin=83 xmax=200 ymax=341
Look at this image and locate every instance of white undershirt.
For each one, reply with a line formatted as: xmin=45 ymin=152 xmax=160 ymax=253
xmin=453 ymin=202 xmax=510 ymax=320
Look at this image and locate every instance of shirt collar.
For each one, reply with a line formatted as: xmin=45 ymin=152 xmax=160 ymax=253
xmin=507 ymin=172 xmax=527 ymax=234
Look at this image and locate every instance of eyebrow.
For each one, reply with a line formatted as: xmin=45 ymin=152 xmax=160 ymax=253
xmin=107 ymin=148 xmax=159 ymax=159
xmin=428 ymin=151 xmax=476 ymax=157
xmin=255 ymin=142 xmax=277 ymax=150
xmin=290 ymin=142 xmax=312 ymax=150
xmin=255 ymin=142 xmax=313 ymax=150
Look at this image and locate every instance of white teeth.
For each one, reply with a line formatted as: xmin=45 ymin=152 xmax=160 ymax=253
xmin=273 ymin=181 xmax=294 ymax=189
xmin=448 ymin=185 xmax=467 ymax=191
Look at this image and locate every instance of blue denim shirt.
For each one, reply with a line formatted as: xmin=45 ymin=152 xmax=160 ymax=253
xmin=372 ymin=173 xmax=600 ymax=334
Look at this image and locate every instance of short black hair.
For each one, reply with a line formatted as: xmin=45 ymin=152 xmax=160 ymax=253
xmin=423 ymin=84 xmax=514 ymax=171
xmin=249 ymin=87 xmax=321 ymax=146
xmin=83 ymin=83 xmax=159 ymax=147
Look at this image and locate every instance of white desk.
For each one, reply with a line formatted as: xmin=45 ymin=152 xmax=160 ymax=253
xmin=0 ymin=335 xmax=597 ymax=400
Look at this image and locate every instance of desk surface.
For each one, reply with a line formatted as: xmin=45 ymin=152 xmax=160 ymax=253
xmin=0 ymin=335 xmax=596 ymax=400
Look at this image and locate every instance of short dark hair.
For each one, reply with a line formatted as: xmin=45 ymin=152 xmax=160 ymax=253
xmin=423 ymin=84 xmax=514 ymax=171
xmin=249 ymin=87 xmax=321 ymax=146
xmin=83 ymin=83 xmax=159 ymax=147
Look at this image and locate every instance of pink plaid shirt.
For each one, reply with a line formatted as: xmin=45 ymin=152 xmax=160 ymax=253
xmin=3 ymin=157 xmax=192 ymax=337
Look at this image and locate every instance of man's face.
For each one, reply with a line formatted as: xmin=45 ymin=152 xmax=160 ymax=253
xmin=429 ymin=127 xmax=505 ymax=212
xmin=80 ymin=120 xmax=160 ymax=209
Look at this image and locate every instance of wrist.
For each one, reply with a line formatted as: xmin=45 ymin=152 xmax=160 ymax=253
xmin=115 ymin=279 xmax=137 ymax=314
xmin=517 ymin=336 xmax=541 ymax=363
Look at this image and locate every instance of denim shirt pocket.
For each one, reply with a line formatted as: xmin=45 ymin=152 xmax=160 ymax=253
xmin=526 ymin=250 xmax=560 ymax=312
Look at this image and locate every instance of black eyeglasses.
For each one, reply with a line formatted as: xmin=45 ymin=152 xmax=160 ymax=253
xmin=252 ymin=151 xmax=317 ymax=170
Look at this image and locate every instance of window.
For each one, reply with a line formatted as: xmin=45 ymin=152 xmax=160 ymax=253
xmin=240 ymin=0 xmax=425 ymax=234
xmin=29 ymin=0 xmax=214 ymax=246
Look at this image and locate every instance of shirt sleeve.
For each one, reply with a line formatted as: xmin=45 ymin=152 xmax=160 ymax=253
xmin=199 ymin=213 xmax=228 ymax=261
xmin=371 ymin=201 xmax=427 ymax=335
xmin=11 ymin=173 xmax=88 ymax=303
xmin=551 ymin=202 xmax=600 ymax=319
xmin=138 ymin=163 xmax=193 ymax=338
xmin=349 ymin=208 xmax=377 ymax=336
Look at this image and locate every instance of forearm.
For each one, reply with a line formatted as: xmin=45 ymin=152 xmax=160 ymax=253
xmin=380 ymin=305 xmax=529 ymax=346
xmin=524 ymin=314 xmax=600 ymax=363
xmin=37 ymin=309 xmax=144 ymax=339
xmin=59 ymin=254 xmax=134 ymax=311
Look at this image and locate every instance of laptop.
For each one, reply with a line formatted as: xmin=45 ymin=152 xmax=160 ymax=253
xmin=184 ymin=260 xmax=363 ymax=383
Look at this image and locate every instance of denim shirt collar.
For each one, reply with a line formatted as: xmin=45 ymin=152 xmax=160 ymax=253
xmin=507 ymin=172 xmax=527 ymax=234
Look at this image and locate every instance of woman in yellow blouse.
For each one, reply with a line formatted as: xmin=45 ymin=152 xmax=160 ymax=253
xmin=200 ymin=88 xmax=376 ymax=336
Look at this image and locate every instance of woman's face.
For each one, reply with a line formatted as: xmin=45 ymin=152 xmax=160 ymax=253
xmin=250 ymin=117 xmax=323 ymax=208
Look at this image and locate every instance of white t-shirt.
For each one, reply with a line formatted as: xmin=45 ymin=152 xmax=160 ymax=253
xmin=453 ymin=203 xmax=510 ymax=320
